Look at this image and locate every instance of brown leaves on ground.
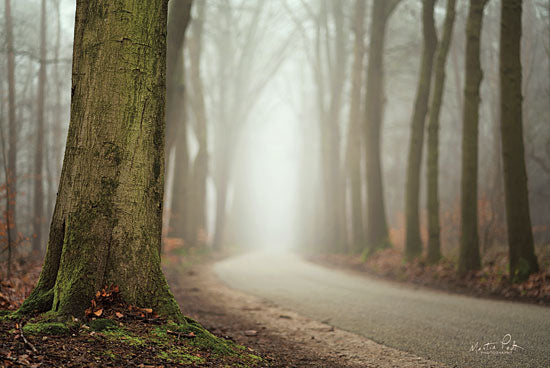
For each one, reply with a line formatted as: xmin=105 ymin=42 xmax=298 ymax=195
xmin=0 ymin=261 xmax=42 ymax=310
xmin=310 ymin=248 xmax=550 ymax=305
xmin=84 ymin=285 xmax=161 ymax=323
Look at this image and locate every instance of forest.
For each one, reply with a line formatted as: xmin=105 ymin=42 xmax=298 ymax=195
xmin=0 ymin=0 xmax=549 ymax=367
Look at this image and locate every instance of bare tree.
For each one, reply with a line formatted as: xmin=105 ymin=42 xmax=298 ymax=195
xmin=500 ymin=0 xmax=539 ymax=281
xmin=458 ymin=0 xmax=489 ymax=275
xmin=345 ymin=0 xmax=367 ymax=254
xmin=426 ymin=0 xmax=456 ymax=264
xmin=404 ymin=0 xmax=437 ymax=260
xmin=32 ymin=0 xmax=47 ymax=255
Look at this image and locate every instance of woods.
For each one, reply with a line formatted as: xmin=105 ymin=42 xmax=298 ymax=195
xmin=0 ymin=0 xmax=549 ymax=366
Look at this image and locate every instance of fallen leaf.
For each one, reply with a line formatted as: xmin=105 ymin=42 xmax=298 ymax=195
xmin=115 ymin=312 xmax=124 ymax=318
xmin=93 ymin=308 xmax=103 ymax=317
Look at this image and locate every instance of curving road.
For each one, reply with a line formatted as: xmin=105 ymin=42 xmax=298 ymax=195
xmin=214 ymin=251 xmax=550 ymax=368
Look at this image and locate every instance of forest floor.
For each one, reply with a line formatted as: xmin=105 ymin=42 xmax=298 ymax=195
xmin=0 ymin=259 xmax=265 ymax=367
xmin=308 ymin=246 xmax=550 ymax=306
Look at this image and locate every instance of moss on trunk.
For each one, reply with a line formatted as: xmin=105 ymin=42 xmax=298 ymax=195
xmin=19 ymin=0 xmax=183 ymax=322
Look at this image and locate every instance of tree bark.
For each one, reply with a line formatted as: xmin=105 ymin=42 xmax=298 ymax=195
xmin=4 ymin=0 xmax=17 ymax=247
xmin=33 ymin=0 xmax=47 ymax=255
xmin=499 ymin=0 xmax=539 ymax=281
xmin=364 ymin=0 xmax=402 ymax=256
xmin=458 ymin=0 xmax=489 ymax=275
xmin=404 ymin=0 xmax=438 ymax=260
xmin=345 ymin=0 xmax=366 ymax=254
xmin=19 ymin=0 xmax=182 ymax=321
xmin=426 ymin=0 xmax=456 ymax=264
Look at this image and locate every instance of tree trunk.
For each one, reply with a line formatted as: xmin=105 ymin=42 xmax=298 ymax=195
xmin=364 ymin=0 xmax=401 ymax=256
xmin=458 ymin=0 xmax=488 ymax=275
xmin=345 ymin=0 xmax=366 ymax=254
xmin=212 ymin=164 xmax=229 ymax=251
xmin=166 ymin=0 xmax=193 ymax=242
xmin=404 ymin=0 xmax=438 ymax=260
xmin=499 ymin=0 xmax=539 ymax=281
xmin=188 ymin=0 xmax=208 ymax=246
xmin=4 ymin=0 xmax=17 ymax=247
xmin=19 ymin=0 xmax=182 ymax=321
xmin=33 ymin=0 xmax=47 ymax=255
xmin=426 ymin=0 xmax=456 ymax=264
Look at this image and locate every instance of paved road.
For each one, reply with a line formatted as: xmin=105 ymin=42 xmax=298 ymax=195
xmin=214 ymin=251 xmax=550 ymax=368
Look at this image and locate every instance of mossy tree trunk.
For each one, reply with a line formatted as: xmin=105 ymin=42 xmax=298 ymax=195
xmin=426 ymin=0 xmax=456 ymax=264
xmin=404 ymin=0 xmax=437 ymax=260
xmin=458 ymin=0 xmax=489 ymax=275
xmin=364 ymin=0 xmax=401 ymax=256
xmin=19 ymin=0 xmax=182 ymax=321
xmin=499 ymin=0 xmax=539 ymax=281
xmin=32 ymin=0 xmax=47 ymax=255
xmin=346 ymin=0 xmax=367 ymax=254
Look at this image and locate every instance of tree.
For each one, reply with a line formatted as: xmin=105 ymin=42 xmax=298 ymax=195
xmin=4 ymin=0 xmax=17 ymax=247
xmin=499 ymin=0 xmax=539 ymax=281
xmin=426 ymin=0 xmax=456 ymax=264
xmin=458 ymin=0 xmax=489 ymax=275
xmin=345 ymin=0 xmax=366 ymax=253
xmin=188 ymin=0 xmax=208 ymax=246
xmin=166 ymin=0 xmax=193 ymax=242
xmin=19 ymin=0 xmax=182 ymax=320
xmin=32 ymin=0 xmax=47 ymax=255
xmin=404 ymin=0 xmax=438 ymax=259
xmin=364 ymin=0 xmax=402 ymax=255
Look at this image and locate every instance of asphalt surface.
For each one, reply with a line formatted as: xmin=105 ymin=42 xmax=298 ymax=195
xmin=214 ymin=251 xmax=550 ymax=368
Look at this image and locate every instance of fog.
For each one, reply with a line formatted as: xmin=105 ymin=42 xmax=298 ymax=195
xmin=1 ymin=0 xmax=549 ymax=259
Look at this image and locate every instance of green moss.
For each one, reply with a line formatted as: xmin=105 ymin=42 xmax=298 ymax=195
xmin=17 ymin=287 xmax=54 ymax=315
xmin=156 ymin=349 xmax=205 ymax=365
xmin=104 ymin=350 xmax=117 ymax=360
xmin=103 ymin=329 xmax=146 ymax=347
xmin=23 ymin=322 xmax=70 ymax=336
xmin=89 ymin=318 xmax=119 ymax=332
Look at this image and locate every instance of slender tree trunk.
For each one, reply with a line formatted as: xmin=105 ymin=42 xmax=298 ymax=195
xmin=212 ymin=164 xmax=229 ymax=251
xmin=500 ymin=0 xmax=539 ymax=281
xmin=53 ymin=0 xmax=63 ymax=181
xmin=166 ymin=0 xmax=193 ymax=242
xmin=188 ymin=0 xmax=208 ymax=246
xmin=324 ymin=0 xmax=347 ymax=253
xmin=19 ymin=0 xmax=182 ymax=321
xmin=33 ymin=0 xmax=47 ymax=255
xmin=458 ymin=0 xmax=489 ymax=275
xmin=364 ymin=0 xmax=401 ymax=255
xmin=4 ymin=0 xmax=17 ymax=247
xmin=404 ymin=0 xmax=438 ymax=260
xmin=0 ymin=85 xmax=13 ymax=277
xmin=426 ymin=0 xmax=456 ymax=264
xmin=346 ymin=0 xmax=366 ymax=254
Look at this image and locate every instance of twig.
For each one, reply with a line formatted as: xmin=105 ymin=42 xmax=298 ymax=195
xmin=19 ymin=324 xmax=38 ymax=354
xmin=0 ymin=352 xmax=31 ymax=366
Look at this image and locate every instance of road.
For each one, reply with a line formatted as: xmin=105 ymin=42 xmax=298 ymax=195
xmin=214 ymin=251 xmax=550 ymax=368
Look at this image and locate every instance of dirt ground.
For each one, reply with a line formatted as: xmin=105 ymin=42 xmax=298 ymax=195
xmin=166 ymin=262 xmax=447 ymax=368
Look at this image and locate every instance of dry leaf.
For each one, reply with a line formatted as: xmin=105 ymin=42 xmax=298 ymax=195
xmin=93 ymin=308 xmax=103 ymax=317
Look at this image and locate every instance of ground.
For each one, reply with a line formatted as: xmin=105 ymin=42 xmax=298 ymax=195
xmin=167 ymin=259 xmax=445 ymax=368
xmin=309 ymin=247 xmax=550 ymax=306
